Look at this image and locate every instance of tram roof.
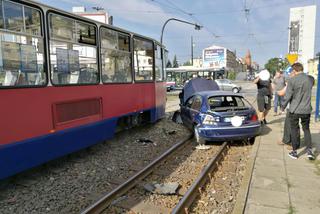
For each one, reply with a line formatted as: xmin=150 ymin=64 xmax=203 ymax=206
xmin=25 ymin=0 xmax=164 ymax=47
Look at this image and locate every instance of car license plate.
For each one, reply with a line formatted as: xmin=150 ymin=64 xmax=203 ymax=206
xmin=224 ymin=116 xmax=245 ymax=122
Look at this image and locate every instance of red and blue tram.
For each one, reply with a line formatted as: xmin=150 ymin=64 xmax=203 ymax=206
xmin=0 ymin=0 xmax=167 ymax=179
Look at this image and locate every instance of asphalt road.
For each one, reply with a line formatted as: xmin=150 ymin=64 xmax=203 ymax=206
xmin=169 ymin=80 xmax=317 ymax=98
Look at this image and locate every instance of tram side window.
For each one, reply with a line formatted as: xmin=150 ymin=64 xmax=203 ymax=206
xmin=24 ymin=6 xmax=41 ymax=36
xmin=49 ymin=13 xmax=98 ymax=85
xmin=133 ymin=38 xmax=154 ymax=81
xmin=100 ymin=28 xmax=132 ymax=83
xmin=0 ymin=0 xmax=46 ymax=87
xmin=155 ymin=45 xmax=163 ymax=81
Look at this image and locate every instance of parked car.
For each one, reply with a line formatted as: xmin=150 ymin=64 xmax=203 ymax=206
xmin=180 ymin=78 xmax=260 ymax=144
xmin=166 ymin=81 xmax=176 ymax=91
xmin=215 ymin=79 xmax=241 ymax=93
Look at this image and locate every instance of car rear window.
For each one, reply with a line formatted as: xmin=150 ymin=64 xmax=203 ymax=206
xmin=208 ymin=96 xmax=251 ymax=111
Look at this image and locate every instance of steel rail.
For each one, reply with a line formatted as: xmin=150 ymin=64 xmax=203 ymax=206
xmin=81 ymin=133 xmax=193 ymax=214
xmin=171 ymin=141 xmax=229 ymax=214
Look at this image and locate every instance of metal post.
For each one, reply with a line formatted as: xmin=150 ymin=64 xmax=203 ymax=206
xmin=191 ymin=36 xmax=194 ymax=66
xmin=160 ymin=18 xmax=201 ymax=79
xmin=315 ymin=53 xmax=320 ymax=122
xmin=160 ymin=18 xmax=201 ymax=45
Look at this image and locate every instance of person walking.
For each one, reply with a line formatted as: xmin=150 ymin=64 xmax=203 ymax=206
xmin=283 ymin=62 xmax=314 ymax=160
xmin=277 ymin=69 xmax=298 ymax=150
xmin=272 ymin=70 xmax=286 ymax=115
xmin=253 ymin=70 xmax=272 ymax=125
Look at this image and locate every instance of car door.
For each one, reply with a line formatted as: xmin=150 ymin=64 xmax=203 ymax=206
xmin=218 ymin=79 xmax=227 ymax=90
xmin=181 ymin=96 xmax=194 ymax=128
xmin=216 ymin=80 xmax=223 ymax=90
xmin=224 ymin=80 xmax=233 ymax=91
xmin=189 ymin=95 xmax=203 ymax=126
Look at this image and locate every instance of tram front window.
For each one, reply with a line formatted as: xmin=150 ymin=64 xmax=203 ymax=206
xmin=0 ymin=0 xmax=46 ymax=87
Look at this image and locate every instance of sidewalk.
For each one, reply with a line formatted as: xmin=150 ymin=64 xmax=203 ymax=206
xmin=244 ymin=114 xmax=320 ymax=214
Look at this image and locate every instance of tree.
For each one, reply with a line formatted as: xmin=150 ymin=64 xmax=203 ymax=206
xmin=166 ymin=59 xmax=172 ymax=68
xmin=183 ymin=60 xmax=192 ymax=66
xmin=172 ymin=55 xmax=179 ymax=68
xmin=264 ymin=58 xmax=289 ymax=76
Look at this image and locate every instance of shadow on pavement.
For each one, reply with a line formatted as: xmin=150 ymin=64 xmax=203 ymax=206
xmin=259 ymin=125 xmax=272 ymax=136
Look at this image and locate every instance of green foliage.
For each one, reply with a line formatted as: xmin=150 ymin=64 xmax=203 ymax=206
xmin=227 ymin=71 xmax=236 ymax=80
xmin=172 ymin=55 xmax=179 ymax=68
xmin=183 ymin=60 xmax=192 ymax=66
xmin=166 ymin=59 xmax=172 ymax=68
xmin=0 ymin=73 xmax=4 ymax=83
xmin=264 ymin=58 xmax=289 ymax=76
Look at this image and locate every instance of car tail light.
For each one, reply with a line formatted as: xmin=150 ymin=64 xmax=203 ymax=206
xmin=250 ymin=114 xmax=258 ymax=121
xmin=202 ymin=114 xmax=219 ymax=125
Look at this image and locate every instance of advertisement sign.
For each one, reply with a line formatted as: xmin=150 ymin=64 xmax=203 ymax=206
xmin=56 ymin=48 xmax=69 ymax=73
xmin=203 ymin=48 xmax=225 ymax=69
xmin=68 ymin=49 xmax=80 ymax=73
xmin=289 ymin=21 xmax=300 ymax=53
xmin=21 ymin=44 xmax=37 ymax=72
xmin=56 ymin=48 xmax=80 ymax=73
xmin=2 ymin=41 xmax=21 ymax=71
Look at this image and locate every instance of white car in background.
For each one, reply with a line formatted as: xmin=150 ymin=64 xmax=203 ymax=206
xmin=166 ymin=81 xmax=176 ymax=91
xmin=215 ymin=79 xmax=241 ymax=93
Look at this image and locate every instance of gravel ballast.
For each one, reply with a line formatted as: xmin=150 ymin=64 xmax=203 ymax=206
xmin=0 ymin=113 xmax=189 ymax=214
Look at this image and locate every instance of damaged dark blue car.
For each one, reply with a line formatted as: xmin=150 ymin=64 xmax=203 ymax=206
xmin=179 ymin=78 xmax=261 ymax=144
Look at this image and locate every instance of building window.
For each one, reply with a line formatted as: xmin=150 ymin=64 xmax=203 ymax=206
xmin=100 ymin=28 xmax=132 ymax=83
xmin=49 ymin=13 xmax=98 ymax=85
xmin=133 ymin=37 xmax=154 ymax=81
xmin=0 ymin=0 xmax=46 ymax=87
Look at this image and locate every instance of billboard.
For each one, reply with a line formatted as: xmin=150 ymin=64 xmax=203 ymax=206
xmin=203 ymin=48 xmax=225 ymax=69
xmin=289 ymin=21 xmax=299 ymax=53
xmin=288 ymin=5 xmax=317 ymax=73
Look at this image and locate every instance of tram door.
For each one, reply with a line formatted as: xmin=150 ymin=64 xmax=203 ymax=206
xmin=154 ymin=46 xmax=166 ymax=120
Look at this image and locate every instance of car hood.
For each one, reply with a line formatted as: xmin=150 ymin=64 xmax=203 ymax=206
xmin=183 ymin=78 xmax=219 ymax=103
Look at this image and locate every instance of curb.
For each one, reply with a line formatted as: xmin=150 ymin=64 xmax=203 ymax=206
xmin=232 ymin=135 xmax=261 ymax=214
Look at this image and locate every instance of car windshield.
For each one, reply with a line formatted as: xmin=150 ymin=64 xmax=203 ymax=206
xmin=208 ymin=95 xmax=251 ymax=111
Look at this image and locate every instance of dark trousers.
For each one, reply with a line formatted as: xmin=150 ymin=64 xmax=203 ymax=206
xmin=283 ymin=111 xmax=291 ymax=144
xmin=283 ymin=111 xmax=300 ymax=145
xmin=289 ymin=113 xmax=312 ymax=151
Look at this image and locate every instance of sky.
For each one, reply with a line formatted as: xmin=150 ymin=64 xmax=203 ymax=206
xmin=37 ymin=0 xmax=320 ymax=67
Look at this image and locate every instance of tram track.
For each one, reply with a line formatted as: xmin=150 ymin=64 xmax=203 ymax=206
xmin=81 ymin=137 xmax=231 ymax=214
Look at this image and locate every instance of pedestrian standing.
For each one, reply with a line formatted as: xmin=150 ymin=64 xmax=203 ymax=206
xmin=253 ymin=70 xmax=272 ymax=125
xmin=272 ymin=70 xmax=286 ymax=115
xmin=277 ymin=70 xmax=299 ymax=150
xmin=283 ymin=62 xmax=314 ymax=160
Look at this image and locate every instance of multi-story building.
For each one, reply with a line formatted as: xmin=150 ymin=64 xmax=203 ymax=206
xmin=72 ymin=6 xmax=112 ymax=25
xmin=202 ymin=45 xmax=244 ymax=73
xmin=307 ymin=58 xmax=319 ymax=80
xmin=288 ymin=5 xmax=317 ymax=73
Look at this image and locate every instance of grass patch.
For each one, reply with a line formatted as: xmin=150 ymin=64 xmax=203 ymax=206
xmin=288 ymin=205 xmax=296 ymax=214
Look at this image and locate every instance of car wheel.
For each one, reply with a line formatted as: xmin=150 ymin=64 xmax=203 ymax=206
xmin=232 ymin=87 xmax=239 ymax=93
xmin=194 ymin=125 xmax=205 ymax=145
xmin=249 ymin=137 xmax=256 ymax=145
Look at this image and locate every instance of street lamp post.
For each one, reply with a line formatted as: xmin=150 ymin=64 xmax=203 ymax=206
xmin=160 ymin=18 xmax=201 ymax=76
xmin=160 ymin=18 xmax=202 ymax=45
xmin=191 ymin=36 xmax=194 ymax=66
xmin=315 ymin=52 xmax=320 ymax=121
